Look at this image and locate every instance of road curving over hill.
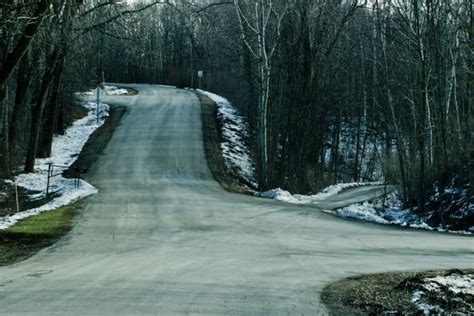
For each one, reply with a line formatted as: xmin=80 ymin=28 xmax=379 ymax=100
xmin=0 ymin=85 xmax=471 ymax=315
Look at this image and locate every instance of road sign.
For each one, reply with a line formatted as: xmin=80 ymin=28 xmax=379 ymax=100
xmin=198 ymin=70 xmax=204 ymax=89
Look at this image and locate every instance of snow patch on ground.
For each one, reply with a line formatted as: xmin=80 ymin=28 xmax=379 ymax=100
xmin=412 ymin=290 xmax=440 ymax=315
xmin=413 ymin=273 xmax=474 ymax=314
xmin=258 ymin=188 xmax=306 ymax=204
xmin=104 ymin=86 xmax=128 ymax=96
xmin=424 ymin=274 xmax=474 ymax=295
xmin=0 ymin=101 xmax=109 ymax=230
xmin=258 ymin=182 xmax=382 ymax=204
xmin=336 ymin=202 xmax=391 ymax=224
xmin=75 ymin=85 xmax=129 ymax=97
xmin=197 ymin=89 xmax=257 ymax=188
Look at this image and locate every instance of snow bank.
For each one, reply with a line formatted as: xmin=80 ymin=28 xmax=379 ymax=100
xmin=196 ymin=89 xmax=384 ymax=201
xmin=106 ymin=89 xmax=128 ymax=96
xmin=104 ymin=86 xmax=128 ymax=96
xmin=333 ymin=191 xmax=472 ymax=234
xmin=197 ymin=89 xmax=257 ymax=188
xmin=258 ymin=188 xmax=306 ymax=204
xmin=424 ymin=274 xmax=474 ymax=295
xmin=258 ymin=182 xmax=383 ymax=205
xmin=336 ymin=202 xmax=391 ymax=224
xmin=75 ymin=85 xmax=129 ymax=97
xmin=0 ymin=101 xmax=109 ymax=230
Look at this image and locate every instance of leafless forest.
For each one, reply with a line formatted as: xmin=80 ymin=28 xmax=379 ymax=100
xmin=0 ymin=0 xmax=472 ymax=213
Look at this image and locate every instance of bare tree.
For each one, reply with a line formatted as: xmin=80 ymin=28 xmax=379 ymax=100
xmin=233 ymin=0 xmax=287 ymax=189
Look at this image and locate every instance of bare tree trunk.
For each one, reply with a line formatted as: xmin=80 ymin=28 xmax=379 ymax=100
xmin=39 ymin=54 xmax=65 ymax=158
xmin=1 ymin=88 xmax=10 ymax=179
xmin=414 ymin=0 xmax=427 ymax=212
xmin=0 ymin=1 xmax=51 ymax=104
xmin=333 ymin=110 xmax=341 ymax=182
xmin=24 ymin=50 xmax=60 ymax=172
xmin=354 ymin=107 xmax=362 ymax=182
xmin=233 ymin=0 xmax=286 ymax=190
xmin=0 ymin=1 xmax=52 ymax=178
xmin=376 ymin=0 xmax=409 ymax=202
xmin=258 ymin=63 xmax=270 ymax=189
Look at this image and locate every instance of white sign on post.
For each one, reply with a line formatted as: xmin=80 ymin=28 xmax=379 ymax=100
xmin=197 ymin=70 xmax=204 ymax=89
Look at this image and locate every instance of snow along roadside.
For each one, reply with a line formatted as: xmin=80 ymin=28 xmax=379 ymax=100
xmin=257 ymin=182 xmax=383 ymax=204
xmin=197 ymin=89 xmax=384 ymax=203
xmin=197 ymin=89 xmax=257 ymax=188
xmin=0 ymin=101 xmax=109 ymax=230
xmin=331 ymin=192 xmax=473 ymax=234
xmin=79 ymin=85 xmax=129 ymax=96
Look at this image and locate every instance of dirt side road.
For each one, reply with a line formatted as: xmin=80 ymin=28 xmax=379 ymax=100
xmin=0 ymin=85 xmax=471 ymax=315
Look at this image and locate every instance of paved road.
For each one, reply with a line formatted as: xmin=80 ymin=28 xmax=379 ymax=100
xmin=0 ymin=85 xmax=471 ymax=315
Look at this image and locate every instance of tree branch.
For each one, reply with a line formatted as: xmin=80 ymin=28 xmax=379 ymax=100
xmin=193 ymin=1 xmax=233 ymax=14
xmin=0 ymin=0 xmax=52 ymax=101
xmin=79 ymin=0 xmax=175 ymax=35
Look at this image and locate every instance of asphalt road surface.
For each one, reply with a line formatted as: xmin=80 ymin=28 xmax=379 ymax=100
xmin=0 ymin=85 xmax=471 ymax=315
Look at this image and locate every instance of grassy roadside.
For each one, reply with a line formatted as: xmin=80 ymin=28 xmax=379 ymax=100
xmin=198 ymin=93 xmax=249 ymax=194
xmin=322 ymin=269 xmax=474 ymax=315
xmin=0 ymin=205 xmax=79 ymax=267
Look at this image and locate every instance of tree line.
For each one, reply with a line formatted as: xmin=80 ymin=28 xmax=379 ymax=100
xmin=1 ymin=0 xmax=472 ymax=212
